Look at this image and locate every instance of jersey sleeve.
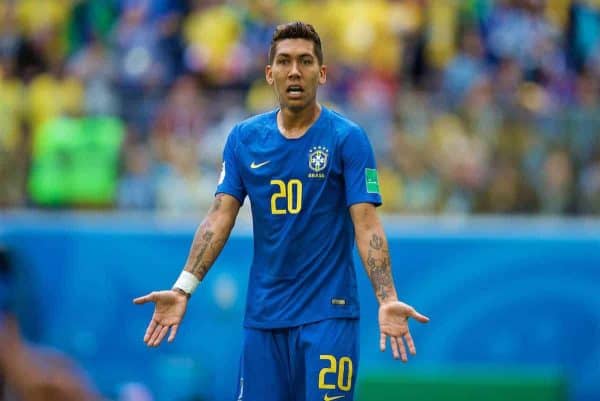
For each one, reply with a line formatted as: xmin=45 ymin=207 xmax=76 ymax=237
xmin=341 ymin=127 xmax=383 ymax=207
xmin=215 ymin=125 xmax=247 ymax=203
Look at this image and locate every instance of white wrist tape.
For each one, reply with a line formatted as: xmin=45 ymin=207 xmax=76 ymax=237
xmin=173 ymin=271 xmax=200 ymax=295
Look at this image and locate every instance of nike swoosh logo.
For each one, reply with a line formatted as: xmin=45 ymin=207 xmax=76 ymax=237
xmin=324 ymin=394 xmax=345 ymax=401
xmin=250 ymin=160 xmax=271 ymax=169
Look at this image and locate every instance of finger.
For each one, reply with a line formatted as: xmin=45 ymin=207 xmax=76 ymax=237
xmin=404 ymin=331 xmax=416 ymax=355
xmin=143 ymin=320 xmax=158 ymax=343
xmin=148 ymin=324 xmax=163 ymax=347
xmin=390 ymin=335 xmax=400 ymax=360
xmin=397 ymin=336 xmax=408 ymax=362
xmin=133 ymin=292 xmax=155 ymax=305
xmin=380 ymin=332 xmax=387 ymax=352
xmin=410 ymin=309 xmax=430 ymax=323
xmin=168 ymin=324 xmax=179 ymax=343
xmin=153 ymin=325 xmax=169 ymax=347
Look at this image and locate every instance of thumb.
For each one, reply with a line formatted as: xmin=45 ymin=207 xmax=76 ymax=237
xmin=133 ymin=292 xmax=156 ymax=305
xmin=410 ymin=308 xmax=430 ymax=323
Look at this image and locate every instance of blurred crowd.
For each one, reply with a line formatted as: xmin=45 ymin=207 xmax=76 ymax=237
xmin=1 ymin=0 xmax=600 ymax=215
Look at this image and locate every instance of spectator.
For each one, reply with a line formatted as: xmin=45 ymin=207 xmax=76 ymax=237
xmin=442 ymin=27 xmax=487 ymax=108
xmin=155 ymin=137 xmax=215 ymax=214
xmin=539 ymin=149 xmax=576 ymax=214
xmin=117 ymin=142 xmax=156 ymax=210
xmin=0 ymin=0 xmax=599 ymax=216
xmin=0 ymin=57 xmax=26 ymax=207
xmin=182 ymin=0 xmax=246 ymax=85
xmin=68 ymin=37 xmax=119 ymax=116
xmin=110 ymin=0 xmax=168 ymax=132
xmin=151 ymin=74 xmax=208 ymax=153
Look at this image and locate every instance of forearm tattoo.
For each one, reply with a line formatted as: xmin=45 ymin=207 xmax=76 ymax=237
xmin=189 ymin=228 xmax=214 ymax=277
xmin=184 ymin=195 xmax=230 ymax=280
xmin=369 ymin=234 xmax=384 ymax=250
xmin=366 ymin=233 xmax=394 ymax=301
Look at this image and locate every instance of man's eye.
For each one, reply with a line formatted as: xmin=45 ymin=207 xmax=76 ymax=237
xmin=278 ymin=59 xmax=289 ymax=65
xmin=302 ymin=59 xmax=313 ymax=65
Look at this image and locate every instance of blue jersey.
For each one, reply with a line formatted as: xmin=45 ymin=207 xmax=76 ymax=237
xmin=216 ymin=107 xmax=382 ymax=328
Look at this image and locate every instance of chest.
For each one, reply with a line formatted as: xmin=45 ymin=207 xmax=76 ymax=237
xmin=238 ymin=134 xmax=342 ymax=203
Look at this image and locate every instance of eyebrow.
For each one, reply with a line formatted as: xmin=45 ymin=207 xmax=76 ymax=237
xmin=276 ymin=53 xmax=315 ymax=59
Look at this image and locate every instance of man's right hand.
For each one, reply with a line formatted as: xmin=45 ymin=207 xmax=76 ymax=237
xmin=133 ymin=290 xmax=188 ymax=347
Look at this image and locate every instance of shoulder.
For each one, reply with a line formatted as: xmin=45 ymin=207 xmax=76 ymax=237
xmin=326 ymin=107 xmax=368 ymax=143
xmin=232 ymin=109 xmax=278 ymax=142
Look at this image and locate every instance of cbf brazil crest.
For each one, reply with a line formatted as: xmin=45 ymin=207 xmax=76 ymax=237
xmin=308 ymin=146 xmax=328 ymax=178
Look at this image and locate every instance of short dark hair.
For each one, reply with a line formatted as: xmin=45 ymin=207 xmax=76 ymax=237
xmin=268 ymin=21 xmax=323 ymax=65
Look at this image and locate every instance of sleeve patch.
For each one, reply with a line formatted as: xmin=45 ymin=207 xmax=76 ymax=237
xmin=365 ymin=168 xmax=380 ymax=194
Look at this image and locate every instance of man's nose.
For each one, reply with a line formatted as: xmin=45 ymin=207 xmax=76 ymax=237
xmin=288 ymin=61 xmax=301 ymax=77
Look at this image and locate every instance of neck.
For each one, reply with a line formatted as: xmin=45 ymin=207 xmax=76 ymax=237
xmin=278 ymin=102 xmax=322 ymax=139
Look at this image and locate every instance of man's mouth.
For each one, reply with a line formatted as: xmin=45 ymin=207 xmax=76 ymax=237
xmin=286 ymin=85 xmax=304 ymax=96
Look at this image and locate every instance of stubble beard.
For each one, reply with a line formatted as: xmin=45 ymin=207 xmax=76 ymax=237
xmin=279 ymin=91 xmax=317 ymax=113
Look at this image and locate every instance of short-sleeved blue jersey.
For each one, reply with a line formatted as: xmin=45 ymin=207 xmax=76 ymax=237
xmin=216 ymin=106 xmax=382 ymax=328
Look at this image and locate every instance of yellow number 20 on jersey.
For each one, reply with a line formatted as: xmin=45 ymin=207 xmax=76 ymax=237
xmin=270 ymin=179 xmax=302 ymax=214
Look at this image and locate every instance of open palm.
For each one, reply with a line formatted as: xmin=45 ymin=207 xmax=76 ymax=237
xmin=379 ymin=301 xmax=429 ymax=362
xmin=133 ymin=290 xmax=188 ymax=347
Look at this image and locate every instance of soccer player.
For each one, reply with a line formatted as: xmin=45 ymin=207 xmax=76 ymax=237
xmin=134 ymin=21 xmax=429 ymax=401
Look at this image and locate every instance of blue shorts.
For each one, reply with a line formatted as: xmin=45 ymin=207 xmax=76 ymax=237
xmin=234 ymin=318 xmax=359 ymax=401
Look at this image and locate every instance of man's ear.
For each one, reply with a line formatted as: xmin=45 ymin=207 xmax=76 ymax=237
xmin=265 ymin=65 xmax=274 ymax=85
xmin=319 ymin=64 xmax=327 ymax=85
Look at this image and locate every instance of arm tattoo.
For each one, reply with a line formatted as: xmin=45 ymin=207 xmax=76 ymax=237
xmin=210 ymin=236 xmax=227 ymax=253
xmin=369 ymin=234 xmax=384 ymax=250
xmin=366 ymin=234 xmax=394 ymax=301
xmin=184 ymin=195 xmax=233 ymax=280
xmin=190 ymin=228 xmax=214 ymax=277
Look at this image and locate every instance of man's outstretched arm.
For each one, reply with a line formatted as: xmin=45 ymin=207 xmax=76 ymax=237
xmin=349 ymin=203 xmax=429 ymax=362
xmin=134 ymin=194 xmax=241 ymax=347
